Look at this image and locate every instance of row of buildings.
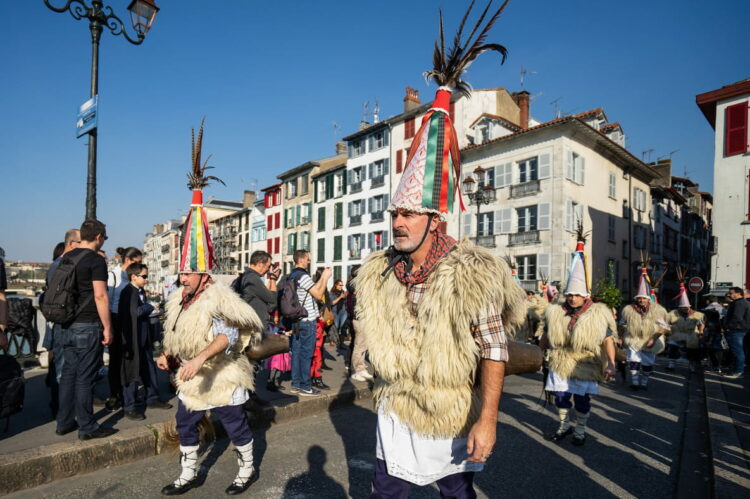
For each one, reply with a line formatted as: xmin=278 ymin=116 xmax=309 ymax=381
xmin=143 ymin=85 xmax=713 ymax=304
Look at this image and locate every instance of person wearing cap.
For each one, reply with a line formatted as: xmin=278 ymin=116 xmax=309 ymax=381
xmin=666 ymin=285 xmax=705 ymax=373
xmin=157 ymin=122 xmax=263 ymax=496
xmin=354 ymin=5 xmax=527 ymax=494
xmin=539 ymin=233 xmax=617 ymax=446
xmin=619 ymin=268 xmax=669 ymax=390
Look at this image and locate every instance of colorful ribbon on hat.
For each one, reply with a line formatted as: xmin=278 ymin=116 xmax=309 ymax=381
xmin=403 ymin=89 xmax=465 ymax=213
xmin=179 ymin=189 xmax=215 ymax=273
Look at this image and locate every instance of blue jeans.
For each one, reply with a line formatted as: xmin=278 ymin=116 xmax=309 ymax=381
xmin=291 ymin=320 xmax=316 ymax=391
xmin=57 ymin=322 xmax=104 ymax=435
xmin=726 ymin=332 xmax=746 ymax=375
xmin=334 ymin=309 xmax=348 ymax=332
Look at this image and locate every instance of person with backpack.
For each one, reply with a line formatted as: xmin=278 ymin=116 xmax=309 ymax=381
xmin=283 ymin=250 xmax=331 ymax=397
xmin=52 ymin=219 xmax=116 ymax=440
xmin=234 ymin=250 xmax=280 ymax=323
xmin=106 ymin=246 xmax=143 ymax=411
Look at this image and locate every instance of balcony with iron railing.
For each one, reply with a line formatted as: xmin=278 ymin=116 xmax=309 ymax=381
xmin=371 ymin=176 xmax=385 ymax=188
xmin=371 ymin=211 xmax=385 ymax=222
xmin=510 ymin=179 xmax=540 ymax=198
xmin=508 ymin=230 xmax=540 ymax=246
xmin=349 ymin=183 xmax=362 ymax=193
xmin=349 ymin=215 xmax=362 ymax=226
xmin=476 ymin=235 xmax=496 ymax=248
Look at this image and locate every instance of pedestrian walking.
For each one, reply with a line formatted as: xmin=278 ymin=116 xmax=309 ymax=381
xmin=620 ymin=266 xmax=670 ymax=390
xmin=55 ymin=220 xmax=117 ymax=440
xmin=119 ymin=263 xmax=172 ymax=420
xmin=106 ymin=246 xmax=143 ymax=411
xmin=540 ymin=230 xmax=617 ymax=446
xmin=666 ymin=281 xmax=705 ymax=373
xmin=723 ymin=287 xmax=750 ymax=379
xmin=703 ymin=308 xmax=727 ymax=373
xmin=355 ymin=5 xmax=527 ymax=489
xmin=158 ymin=134 xmax=263 ymax=495
xmin=285 ymin=250 xmax=330 ymax=397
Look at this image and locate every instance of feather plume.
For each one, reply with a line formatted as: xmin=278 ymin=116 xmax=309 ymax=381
xmin=653 ymin=263 xmax=669 ymax=288
xmin=187 ymin=118 xmax=226 ymax=190
xmin=424 ymin=0 xmax=510 ymax=98
xmin=675 ymin=266 xmax=687 ymax=284
xmin=574 ymin=221 xmax=590 ymax=243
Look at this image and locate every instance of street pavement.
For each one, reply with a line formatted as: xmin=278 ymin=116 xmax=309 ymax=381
xmin=9 ymin=359 xmax=703 ymax=499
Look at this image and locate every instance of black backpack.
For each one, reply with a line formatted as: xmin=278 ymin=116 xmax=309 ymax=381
xmin=231 ymin=271 xmax=246 ymax=296
xmin=0 ymin=355 xmax=25 ymax=428
xmin=40 ymin=250 xmax=90 ymax=324
xmin=278 ymin=269 xmax=309 ymax=321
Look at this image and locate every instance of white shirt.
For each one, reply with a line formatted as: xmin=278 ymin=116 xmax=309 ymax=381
xmin=107 ymin=264 xmax=128 ymax=313
xmin=294 ymin=270 xmax=319 ymax=322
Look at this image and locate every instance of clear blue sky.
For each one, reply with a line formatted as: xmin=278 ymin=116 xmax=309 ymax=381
xmin=1 ymin=0 xmax=747 ymax=261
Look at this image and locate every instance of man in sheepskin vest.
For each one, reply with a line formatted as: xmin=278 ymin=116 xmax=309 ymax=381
xmin=619 ymin=268 xmax=669 ymax=390
xmin=666 ymin=284 xmax=704 ymax=373
xmin=157 ymin=122 xmax=263 ymax=496
xmin=540 ymin=233 xmax=617 ymax=446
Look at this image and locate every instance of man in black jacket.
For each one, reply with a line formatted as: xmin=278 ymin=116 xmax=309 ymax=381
xmin=238 ymin=251 xmax=280 ymax=324
xmin=724 ymin=287 xmax=750 ymax=378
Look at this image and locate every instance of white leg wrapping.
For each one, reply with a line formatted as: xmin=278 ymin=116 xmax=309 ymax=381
xmin=557 ymin=408 xmax=571 ymax=433
xmin=233 ymin=441 xmax=255 ymax=486
xmin=574 ymin=411 xmax=589 ymax=438
xmin=629 ymin=370 xmax=640 ymax=386
xmin=174 ymin=445 xmax=199 ymax=486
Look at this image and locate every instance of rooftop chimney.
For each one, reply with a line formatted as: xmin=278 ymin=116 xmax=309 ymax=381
xmin=358 ymin=121 xmax=370 ymax=130
xmin=404 ymin=86 xmax=421 ymax=112
xmin=243 ymin=190 xmax=256 ymax=208
xmin=336 ymin=141 xmax=347 ymax=155
xmin=516 ymin=90 xmax=530 ymax=130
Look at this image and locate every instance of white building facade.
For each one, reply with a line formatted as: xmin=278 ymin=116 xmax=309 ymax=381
xmin=697 ymin=79 xmax=750 ymax=290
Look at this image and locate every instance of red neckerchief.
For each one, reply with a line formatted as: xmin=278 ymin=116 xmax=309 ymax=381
xmin=562 ymin=297 xmax=594 ymax=332
xmin=631 ymin=302 xmax=650 ymax=317
xmin=392 ymin=229 xmax=457 ymax=286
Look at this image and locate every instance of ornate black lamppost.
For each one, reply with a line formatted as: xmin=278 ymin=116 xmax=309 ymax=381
xmin=462 ymin=166 xmax=497 ymax=244
xmin=43 ymin=0 xmax=159 ymax=220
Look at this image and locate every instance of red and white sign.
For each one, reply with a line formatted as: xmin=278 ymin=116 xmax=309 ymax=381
xmin=688 ymin=277 xmax=704 ymax=293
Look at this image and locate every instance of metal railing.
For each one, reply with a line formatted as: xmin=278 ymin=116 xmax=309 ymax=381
xmin=349 ymin=183 xmax=362 ymax=193
xmin=371 ymin=176 xmax=385 ymax=187
xmin=349 ymin=215 xmax=362 ymax=225
xmin=508 ymin=230 xmax=540 ymax=246
xmin=476 ymin=235 xmax=496 ymax=248
xmin=371 ymin=211 xmax=384 ymax=222
xmin=510 ymin=179 xmax=540 ymax=198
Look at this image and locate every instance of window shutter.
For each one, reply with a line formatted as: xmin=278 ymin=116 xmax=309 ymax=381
xmin=538 ymin=203 xmax=551 ymax=230
xmin=347 ymin=235 xmax=352 ymax=251
xmin=383 ymin=193 xmax=389 ymax=209
xmin=537 ymin=253 xmax=550 ymax=280
xmin=496 ymin=164 xmax=506 ymax=188
xmin=565 ymin=200 xmax=573 ymax=230
xmin=478 ymin=214 xmax=485 ymax=236
xmin=504 ymin=163 xmax=512 ymax=187
xmin=341 ymin=173 xmax=347 ymax=195
xmin=566 ymin=150 xmax=574 ymax=180
xmin=348 ymin=202 xmax=353 ymax=217
xmin=361 ymin=166 xmax=367 ymax=181
xmin=368 ymin=163 xmax=374 ymax=179
xmin=314 ymin=181 xmax=319 ymax=203
xmin=336 ymin=203 xmax=342 ymax=227
xmin=384 ymin=129 xmax=389 ymax=147
xmin=295 ymin=205 xmax=301 ymax=225
xmin=383 ymin=158 xmax=389 ymax=175
xmin=383 ymin=231 xmax=389 ymax=247
xmin=396 ymin=150 xmax=403 ymax=173
xmin=368 ymin=197 xmax=373 ymax=214
xmin=267 ymin=239 xmax=272 ymax=253
xmin=577 ymin=156 xmax=586 ymax=185
xmin=538 ymin=153 xmax=551 ymax=179
xmin=347 ymin=170 xmax=353 ymax=185
xmin=494 ymin=208 xmax=511 ymax=234
xmin=726 ymin=102 xmax=749 ymax=156
xmin=464 ymin=213 xmax=472 ymax=237
xmin=318 ymin=238 xmax=325 ymax=261
xmin=367 ymin=135 xmax=373 ymax=152
xmin=325 ymin=176 xmax=333 ymax=199
xmin=368 ymin=233 xmax=374 ymax=249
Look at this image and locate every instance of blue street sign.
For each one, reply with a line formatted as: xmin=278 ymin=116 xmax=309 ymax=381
xmin=76 ymin=95 xmax=98 ymax=138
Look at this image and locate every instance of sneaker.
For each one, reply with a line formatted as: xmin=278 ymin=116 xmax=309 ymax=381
xmin=124 ymin=410 xmax=146 ymax=421
xmin=55 ymin=424 xmax=79 ymax=436
xmin=297 ymin=388 xmax=321 ymax=397
xmin=545 ymin=427 xmax=573 ymax=442
xmin=105 ymin=397 xmax=122 ymax=412
xmin=289 ymin=386 xmax=301 ymax=394
xmin=725 ymin=372 xmax=744 ymax=379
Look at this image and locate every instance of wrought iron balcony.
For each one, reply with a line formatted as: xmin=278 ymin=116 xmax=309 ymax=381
xmin=476 ymin=235 xmax=496 ymax=248
xmin=349 ymin=183 xmax=362 ymax=193
xmin=349 ymin=215 xmax=362 ymax=226
xmin=371 ymin=211 xmax=385 ymax=222
xmin=508 ymin=230 xmax=540 ymax=246
xmin=510 ymin=179 xmax=540 ymax=198
xmin=371 ymin=176 xmax=385 ymax=187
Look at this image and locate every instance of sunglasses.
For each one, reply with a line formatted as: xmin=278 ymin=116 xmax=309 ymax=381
xmin=138 ymin=274 xmax=149 ymax=279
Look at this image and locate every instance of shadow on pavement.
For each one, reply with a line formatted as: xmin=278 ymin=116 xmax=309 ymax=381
xmin=282 ymin=445 xmax=347 ymax=498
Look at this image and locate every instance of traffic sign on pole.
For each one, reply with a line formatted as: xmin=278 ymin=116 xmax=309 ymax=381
xmin=688 ymin=277 xmax=704 ymax=293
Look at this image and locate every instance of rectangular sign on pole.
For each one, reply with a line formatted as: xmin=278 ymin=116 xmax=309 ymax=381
xmin=76 ymin=95 xmax=98 ymax=138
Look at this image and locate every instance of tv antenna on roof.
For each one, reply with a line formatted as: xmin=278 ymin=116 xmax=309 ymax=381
xmin=362 ymin=101 xmax=370 ymax=123
xmin=641 ymin=149 xmax=654 ymax=162
xmin=332 ymin=121 xmax=342 ymax=139
xmin=550 ymin=97 xmax=562 ymax=119
xmin=373 ymin=100 xmax=380 ymax=123
xmin=520 ymin=67 xmax=537 ymax=89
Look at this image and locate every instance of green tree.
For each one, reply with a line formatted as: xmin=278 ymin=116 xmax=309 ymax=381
xmin=593 ymin=262 xmax=622 ymax=310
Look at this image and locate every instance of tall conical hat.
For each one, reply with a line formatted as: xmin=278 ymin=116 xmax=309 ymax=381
xmin=564 ymin=237 xmax=590 ymax=297
xmin=676 ymin=284 xmax=691 ymax=307
xmin=179 ymin=119 xmax=224 ymax=274
xmin=635 ymin=268 xmax=652 ymax=299
xmin=389 ymin=1 xmax=510 ymax=215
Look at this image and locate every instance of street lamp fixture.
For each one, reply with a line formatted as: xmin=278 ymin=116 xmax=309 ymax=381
xmin=463 ymin=167 xmax=497 ymax=244
xmin=43 ymin=0 xmax=159 ymax=220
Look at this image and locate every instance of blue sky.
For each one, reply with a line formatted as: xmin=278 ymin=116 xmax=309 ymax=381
xmin=1 ymin=0 xmax=747 ymax=261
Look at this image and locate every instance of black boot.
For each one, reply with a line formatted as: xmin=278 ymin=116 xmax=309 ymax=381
xmin=312 ymin=377 xmax=331 ymax=390
xmin=545 ymin=427 xmax=573 ymax=442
